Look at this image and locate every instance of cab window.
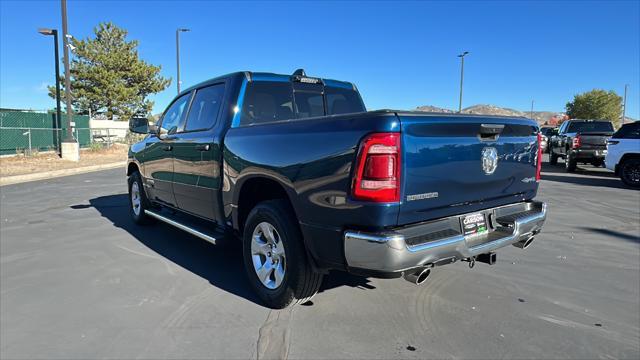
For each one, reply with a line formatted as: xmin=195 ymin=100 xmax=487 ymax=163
xmin=240 ymin=82 xmax=294 ymax=126
xmin=294 ymin=92 xmax=324 ymax=118
xmin=325 ymin=86 xmax=365 ymax=115
xmin=160 ymin=93 xmax=191 ymax=134
xmin=184 ymin=84 xmax=225 ymax=131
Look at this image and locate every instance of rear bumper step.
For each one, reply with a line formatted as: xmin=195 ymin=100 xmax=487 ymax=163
xmin=344 ymin=201 xmax=547 ymax=273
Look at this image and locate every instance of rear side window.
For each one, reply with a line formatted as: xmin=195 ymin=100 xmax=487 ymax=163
xmin=184 ymin=84 xmax=225 ymax=131
xmin=612 ymin=123 xmax=640 ymax=139
xmin=240 ymin=82 xmax=294 ymax=126
xmin=326 ymin=86 xmax=365 ymax=115
xmin=567 ymin=121 xmax=614 ymax=133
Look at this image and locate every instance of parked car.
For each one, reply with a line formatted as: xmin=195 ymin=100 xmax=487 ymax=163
xmin=549 ymin=119 xmax=614 ymax=172
xmin=605 ymin=122 xmax=640 ymax=187
xmin=540 ymin=127 xmax=557 ymax=153
xmin=127 ymin=70 xmax=547 ymax=308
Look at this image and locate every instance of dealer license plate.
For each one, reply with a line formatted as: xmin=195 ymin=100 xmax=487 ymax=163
xmin=462 ymin=213 xmax=488 ymax=237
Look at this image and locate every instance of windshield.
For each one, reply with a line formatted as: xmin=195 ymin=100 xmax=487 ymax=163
xmin=540 ymin=128 xmax=555 ymax=136
xmin=567 ymin=121 xmax=614 ymax=133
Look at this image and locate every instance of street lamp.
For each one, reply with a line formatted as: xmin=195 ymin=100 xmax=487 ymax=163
xmin=621 ymin=84 xmax=628 ymax=125
xmin=38 ymin=27 xmax=62 ymax=155
xmin=59 ymin=0 xmax=78 ymax=161
xmin=457 ymin=51 xmax=469 ymax=113
xmin=176 ymin=28 xmax=190 ymax=94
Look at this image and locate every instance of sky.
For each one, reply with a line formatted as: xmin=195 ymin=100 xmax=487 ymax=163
xmin=1 ymin=0 xmax=639 ymax=118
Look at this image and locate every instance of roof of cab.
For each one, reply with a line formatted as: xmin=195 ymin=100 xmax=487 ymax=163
xmin=180 ymin=70 xmax=355 ymax=96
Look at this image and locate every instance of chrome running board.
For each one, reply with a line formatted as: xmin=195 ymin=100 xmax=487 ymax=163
xmin=144 ymin=209 xmax=219 ymax=245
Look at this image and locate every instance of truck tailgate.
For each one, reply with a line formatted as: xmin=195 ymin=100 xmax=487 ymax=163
xmin=398 ymin=114 xmax=539 ymax=225
xmin=577 ymin=132 xmax=612 ymax=149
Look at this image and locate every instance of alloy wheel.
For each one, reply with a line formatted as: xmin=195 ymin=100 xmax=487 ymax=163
xmin=131 ymin=181 xmax=141 ymax=216
xmin=251 ymin=222 xmax=286 ymax=289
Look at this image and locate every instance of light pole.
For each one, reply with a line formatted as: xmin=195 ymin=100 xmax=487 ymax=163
xmin=530 ymin=99 xmax=534 ymax=120
xmin=621 ymin=84 xmax=628 ymax=126
xmin=457 ymin=51 xmax=469 ymax=113
xmin=60 ymin=0 xmax=78 ymax=161
xmin=38 ymin=27 xmax=62 ymax=155
xmin=176 ymin=28 xmax=190 ymax=94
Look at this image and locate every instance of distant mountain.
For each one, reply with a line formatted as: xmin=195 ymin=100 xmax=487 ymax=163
xmin=415 ymin=104 xmax=636 ymax=126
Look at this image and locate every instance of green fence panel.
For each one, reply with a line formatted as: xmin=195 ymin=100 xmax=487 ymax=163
xmin=0 ymin=110 xmax=91 ymax=155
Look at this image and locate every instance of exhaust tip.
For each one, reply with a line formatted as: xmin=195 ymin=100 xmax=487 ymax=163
xmin=403 ymin=267 xmax=431 ymax=285
xmin=416 ymin=268 xmax=431 ymax=285
xmin=513 ymin=237 xmax=535 ymax=249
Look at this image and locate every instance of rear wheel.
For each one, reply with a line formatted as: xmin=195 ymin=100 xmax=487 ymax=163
xmin=128 ymin=171 xmax=155 ymax=225
xmin=620 ymin=158 xmax=640 ymax=188
xmin=549 ymin=150 xmax=558 ymax=165
xmin=242 ymin=200 xmax=323 ymax=309
xmin=565 ymin=154 xmax=577 ymax=172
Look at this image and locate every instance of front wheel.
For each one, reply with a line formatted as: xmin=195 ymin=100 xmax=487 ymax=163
xmin=565 ymin=154 xmax=577 ymax=172
xmin=128 ymin=171 xmax=155 ymax=225
xmin=549 ymin=150 xmax=558 ymax=165
xmin=242 ymin=200 xmax=323 ymax=309
xmin=620 ymin=158 xmax=640 ymax=188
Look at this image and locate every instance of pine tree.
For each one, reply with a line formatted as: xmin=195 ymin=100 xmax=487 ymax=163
xmin=49 ymin=22 xmax=170 ymax=120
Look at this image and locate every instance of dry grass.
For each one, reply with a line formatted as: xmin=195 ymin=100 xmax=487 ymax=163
xmin=0 ymin=143 xmax=128 ymax=177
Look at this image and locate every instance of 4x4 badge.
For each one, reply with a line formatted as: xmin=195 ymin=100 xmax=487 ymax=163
xmin=481 ymin=147 xmax=498 ymax=175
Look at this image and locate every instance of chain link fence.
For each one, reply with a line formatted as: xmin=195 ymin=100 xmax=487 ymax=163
xmin=0 ymin=109 xmax=145 ymax=156
xmin=0 ymin=127 xmax=144 ymax=156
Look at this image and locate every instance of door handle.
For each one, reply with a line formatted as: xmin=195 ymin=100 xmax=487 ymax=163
xmin=195 ymin=144 xmax=210 ymax=151
xmin=162 ymin=145 xmax=173 ymax=151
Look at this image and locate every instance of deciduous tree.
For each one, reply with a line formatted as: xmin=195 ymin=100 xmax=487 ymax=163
xmin=565 ymin=89 xmax=622 ymax=127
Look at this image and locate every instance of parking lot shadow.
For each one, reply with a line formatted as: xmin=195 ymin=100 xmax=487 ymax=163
xmin=541 ymin=162 xmax=633 ymax=190
xmin=583 ymin=227 xmax=640 ymax=244
xmin=78 ymin=194 xmax=375 ymax=307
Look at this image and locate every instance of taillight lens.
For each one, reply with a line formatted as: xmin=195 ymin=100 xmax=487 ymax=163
xmin=352 ymin=133 xmax=401 ymax=202
xmin=536 ymin=133 xmax=543 ymax=182
xmin=572 ymin=135 xmax=582 ymax=149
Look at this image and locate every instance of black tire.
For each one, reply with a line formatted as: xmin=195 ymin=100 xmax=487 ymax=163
xmin=591 ymin=160 xmax=604 ymax=168
xmin=619 ymin=158 xmax=640 ymax=188
xmin=127 ymin=171 xmax=155 ymax=225
xmin=565 ymin=154 xmax=577 ymax=172
xmin=242 ymin=199 xmax=323 ymax=309
xmin=549 ymin=150 xmax=558 ymax=165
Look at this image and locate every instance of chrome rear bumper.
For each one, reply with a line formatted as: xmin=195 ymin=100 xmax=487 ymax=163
xmin=344 ymin=201 xmax=547 ymax=273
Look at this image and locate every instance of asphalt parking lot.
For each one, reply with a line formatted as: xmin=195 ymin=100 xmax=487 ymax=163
xmin=1 ymin=158 xmax=639 ymax=359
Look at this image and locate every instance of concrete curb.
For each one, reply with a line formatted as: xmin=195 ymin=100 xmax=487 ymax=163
xmin=0 ymin=162 xmax=126 ymax=186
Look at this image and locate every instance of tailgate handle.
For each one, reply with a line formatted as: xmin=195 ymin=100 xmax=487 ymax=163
xmin=479 ymin=124 xmax=504 ymax=141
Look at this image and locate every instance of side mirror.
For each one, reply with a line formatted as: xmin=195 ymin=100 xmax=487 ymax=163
xmin=129 ymin=117 xmax=150 ymax=134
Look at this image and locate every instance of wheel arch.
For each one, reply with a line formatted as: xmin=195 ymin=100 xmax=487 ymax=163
xmin=233 ymin=175 xmax=298 ymax=234
xmin=617 ymin=152 xmax=640 ymax=175
xmin=127 ymin=161 xmax=140 ymax=176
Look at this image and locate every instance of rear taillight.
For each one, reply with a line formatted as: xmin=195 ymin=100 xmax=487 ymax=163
xmin=352 ymin=133 xmax=401 ymax=202
xmin=572 ymin=135 xmax=582 ymax=149
xmin=536 ymin=133 xmax=543 ymax=182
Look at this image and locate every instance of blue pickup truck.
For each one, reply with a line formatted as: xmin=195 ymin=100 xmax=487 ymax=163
xmin=127 ymin=70 xmax=547 ymax=308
